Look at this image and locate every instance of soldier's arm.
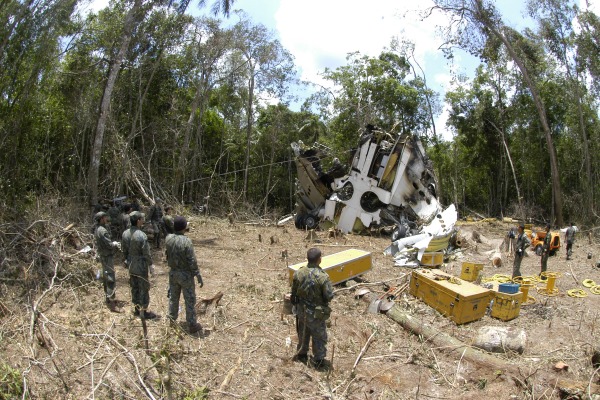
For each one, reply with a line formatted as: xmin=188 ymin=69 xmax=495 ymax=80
xmin=97 ymin=227 xmax=113 ymax=248
xmin=141 ymin=234 xmax=153 ymax=265
xmin=186 ymin=238 xmax=199 ymax=275
xmin=322 ymin=278 xmax=334 ymax=303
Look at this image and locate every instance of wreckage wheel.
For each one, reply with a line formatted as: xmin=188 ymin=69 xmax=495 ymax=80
xmin=304 ymin=215 xmax=318 ymax=230
xmin=294 ymin=214 xmax=305 ymax=229
xmin=360 ymin=191 xmax=383 ymax=213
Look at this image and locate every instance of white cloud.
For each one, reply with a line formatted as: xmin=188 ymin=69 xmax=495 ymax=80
xmin=274 ymin=1 xmax=449 ymax=86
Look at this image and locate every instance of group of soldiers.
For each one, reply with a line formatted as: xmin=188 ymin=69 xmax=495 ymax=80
xmin=93 ymin=198 xmax=204 ymax=334
xmin=510 ymin=222 xmax=577 ymax=279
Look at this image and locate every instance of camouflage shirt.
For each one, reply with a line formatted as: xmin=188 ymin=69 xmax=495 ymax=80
xmin=147 ymin=205 xmax=163 ymax=222
xmin=94 ymin=223 xmax=115 ymax=257
xmin=291 ymin=262 xmax=334 ymax=308
xmin=163 ymin=215 xmax=175 ymax=234
xmin=122 ymin=226 xmax=152 ymax=276
xmin=542 ymin=231 xmax=552 ymax=251
xmin=515 ymin=232 xmax=531 ymax=253
xmin=165 ymin=233 xmax=199 ymax=275
xmin=566 ymin=226 xmax=576 ymax=244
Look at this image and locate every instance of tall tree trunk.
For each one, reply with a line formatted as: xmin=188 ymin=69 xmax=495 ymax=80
xmin=243 ymin=72 xmax=255 ymax=201
xmin=88 ymin=0 xmax=143 ymax=207
xmin=173 ymin=78 xmax=205 ymax=198
xmin=473 ymin=0 xmax=564 ymax=226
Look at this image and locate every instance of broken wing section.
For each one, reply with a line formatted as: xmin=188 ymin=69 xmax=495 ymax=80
xmin=292 ymin=126 xmax=443 ymax=234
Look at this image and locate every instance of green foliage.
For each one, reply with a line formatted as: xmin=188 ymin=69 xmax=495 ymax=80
xmin=0 ymin=362 xmax=23 ymax=399
xmin=182 ymin=386 xmax=209 ymax=400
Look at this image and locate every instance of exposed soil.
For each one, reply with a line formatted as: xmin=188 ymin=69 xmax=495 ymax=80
xmin=1 ymin=216 xmax=600 ymax=399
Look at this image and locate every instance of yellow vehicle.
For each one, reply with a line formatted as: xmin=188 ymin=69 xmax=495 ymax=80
xmin=530 ymin=230 xmax=561 ymax=256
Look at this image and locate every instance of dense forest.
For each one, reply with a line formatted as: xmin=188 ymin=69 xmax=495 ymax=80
xmin=1 ymin=0 xmax=599 ymax=227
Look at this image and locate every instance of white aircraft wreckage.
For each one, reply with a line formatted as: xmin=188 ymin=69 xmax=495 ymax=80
xmin=291 ymin=124 xmax=457 ymax=265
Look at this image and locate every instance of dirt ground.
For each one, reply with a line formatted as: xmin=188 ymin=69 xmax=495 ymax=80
xmin=2 ymin=216 xmax=600 ymax=399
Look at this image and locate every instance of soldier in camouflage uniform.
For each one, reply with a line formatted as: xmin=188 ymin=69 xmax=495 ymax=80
xmin=512 ymin=225 xmax=531 ymax=279
xmin=165 ymin=216 xmax=203 ymax=333
xmin=540 ymin=223 xmax=552 ymax=278
xmin=291 ymin=247 xmax=334 ymax=369
xmin=147 ymin=198 xmax=164 ymax=249
xmin=120 ymin=203 xmax=132 ymax=235
xmin=163 ymin=206 xmax=175 ymax=235
xmin=94 ymin=212 xmax=121 ymax=311
xmin=121 ymin=211 xmax=157 ymax=319
xmin=565 ymin=222 xmax=576 ymax=260
xmin=107 ymin=198 xmax=124 ymax=240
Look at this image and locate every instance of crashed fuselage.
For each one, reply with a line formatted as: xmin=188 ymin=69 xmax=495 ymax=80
xmin=293 ymin=127 xmax=442 ymax=234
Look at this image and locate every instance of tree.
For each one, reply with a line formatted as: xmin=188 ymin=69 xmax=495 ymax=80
xmin=88 ymin=0 xmax=145 ymax=208
xmin=231 ymin=16 xmax=295 ymax=201
xmin=431 ymin=0 xmax=565 ymax=225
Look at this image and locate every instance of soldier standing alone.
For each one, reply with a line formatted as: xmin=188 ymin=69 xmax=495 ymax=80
xmin=147 ymin=198 xmax=165 ymax=249
xmin=165 ymin=216 xmax=203 ymax=333
xmin=291 ymin=247 xmax=334 ymax=369
xmin=93 ymin=212 xmax=121 ymax=311
xmin=512 ymin=225 xmax=530 ymax=279
xmin=121 ymin=211 xmax=157 ymax=319
xmin=540 ymin=223 xmax=552 ymax=278
xmin=565 ymin=222 xmax=576 ymax=260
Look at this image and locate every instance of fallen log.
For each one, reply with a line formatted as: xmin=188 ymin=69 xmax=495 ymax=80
xmin=385 ymin=305 xmax=600 ymax=396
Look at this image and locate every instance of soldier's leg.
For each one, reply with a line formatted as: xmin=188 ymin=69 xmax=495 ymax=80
xmin=540 ymin=253 xmax=548 ymax=275
xmin=153 ymin=222 xmax=161 ymax=248
xmin=130 ymin=275 xmax=141 ymax=314
xmin=512 ymin=256 xmax=522 ymax=279
xmin=103 ymin=255 xmax=116 ymax=301
xmin=140 ymin=275 xmax=150 ymax=311
xmin=296 ymin=308 xmax=311 ymax=356
xmin=182 ymin=283 xmax=197 ymax=325
xmin=310 ymin=318 xmax=328 ymax=361
xmin=168 ymin=277 xmax=182 ymax=321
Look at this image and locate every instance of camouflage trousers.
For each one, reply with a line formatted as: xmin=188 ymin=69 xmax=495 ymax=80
xmin=130 ymin=274 xmax=150 ymax=312
xmin=99 ymin=255 xmax=116 ymax=302
xmin=512 ymin=253 xmax=524 ymax=278
xmin=566 ymin=242 xmax=574 ymax=259
xmin=296 ymin=304 xmax=328 ymax=360
xmin=540 ymin=252 xmax=549 ymax=274
xmin=168 ymin=270 xmax=197 ymax=325
xmin=151 ymin=221 xmax=165 ymax=248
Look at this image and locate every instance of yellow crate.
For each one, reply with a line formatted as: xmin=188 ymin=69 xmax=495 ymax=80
xmin=460 ymin=262 xmax=484 ymax=282
xmin=409 ymin=269 xmax=493 ymax=325
xmin=288 ymin=249 xmax=372 ymax=286
xmin=490 ymin=291 xmax=521 ymax=321
xmin=420 ymin=251 xmax=444 ymax=267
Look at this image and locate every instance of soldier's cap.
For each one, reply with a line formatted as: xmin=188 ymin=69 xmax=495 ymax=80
xmin=174 ymin=216 xmax=187 ymax=232
xmin=94 ymin=211 xmax=108 ymax=221
xmin=155 ymin=198 xmax=162 ymax=203
xmin=518 ymin=224 xmax=525 ymax=230
xmin=129 ymin=211 xmax=145 ymax=219
xmin=545 ymin=223 xmax=551 ymax=229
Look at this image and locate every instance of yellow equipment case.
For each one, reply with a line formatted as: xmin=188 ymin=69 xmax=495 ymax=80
xmin=460 ymin=262 xmax=484 ymax=282
xmin=409 ymin=269 xmax=494 ymax=325
xmin=420 ymin=252 xmax=444 ymax=267
xmin=490 ymin=291 xmax=521 ymax=321
xmin=288 ymin=249 xmax=372 ymax=286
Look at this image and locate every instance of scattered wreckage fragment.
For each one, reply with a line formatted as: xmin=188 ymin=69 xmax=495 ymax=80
xmin=292 ymin=125 xmax=443 ymax=236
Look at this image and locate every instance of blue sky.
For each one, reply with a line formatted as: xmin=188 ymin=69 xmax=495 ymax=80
xmin=83 ymin=0 xmax=599 ymax=139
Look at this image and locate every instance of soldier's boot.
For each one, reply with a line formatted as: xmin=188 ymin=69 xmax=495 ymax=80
xmin=292 ymin=353 xmax=308 ymax=363
xmin=142 ymin=310 xmax=158 ymax=320
xmin=106 ymin=299 xmax=121 ymax=313
xmin=188 ymin=322 xmax=202 ymax=334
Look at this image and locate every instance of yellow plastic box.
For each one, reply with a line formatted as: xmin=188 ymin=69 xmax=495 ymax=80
xmin=490 ymin=291 xmax=521 ymax=321
xmin=288 ymin=249 xmax=372 ymax=286
xmin=420 ymin=252 xmax=444 ymax=267
xmin=409 ymin=269 xmax=494 ymax=325
xmin=460 ymin=262 xmax=484 ymax=282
